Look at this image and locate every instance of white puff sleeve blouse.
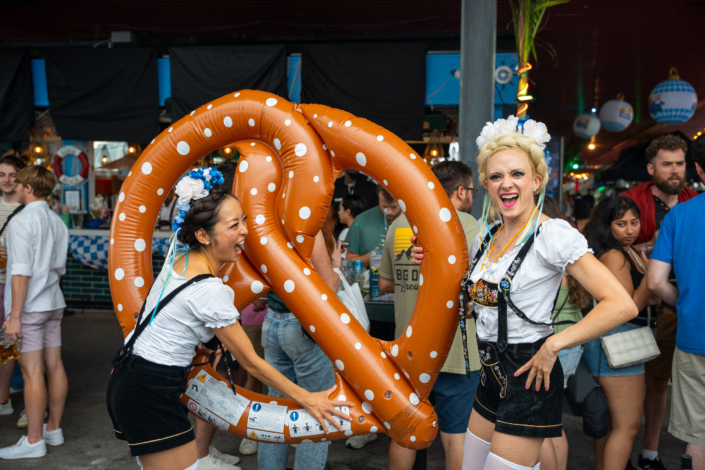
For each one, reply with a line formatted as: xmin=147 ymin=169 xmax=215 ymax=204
xmin=130 ymin=267 xmax=241 ymax=367
xmin=468 ymin=219 xmax=591 ymax=343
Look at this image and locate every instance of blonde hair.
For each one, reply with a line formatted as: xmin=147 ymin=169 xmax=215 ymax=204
xmin=476 ymin=132 xmax=549 ymax=244
xmin=16 ymin=166 xmax=56 ymax=198
xmin=477 ymin=132 xmax=549 ymax=193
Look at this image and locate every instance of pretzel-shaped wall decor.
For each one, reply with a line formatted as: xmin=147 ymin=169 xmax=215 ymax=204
xmin=108 ymin=90 xmax=469 ymax=449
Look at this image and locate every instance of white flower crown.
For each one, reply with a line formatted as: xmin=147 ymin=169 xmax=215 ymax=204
xmin=476 ymin=115 xmax=551 ymax=151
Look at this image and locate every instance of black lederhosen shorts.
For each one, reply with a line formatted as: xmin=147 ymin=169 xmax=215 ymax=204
xmin=473 ymin=337 xmax=564 ymax=438
xmin=106 ymin=354 xmax=194 ymax=456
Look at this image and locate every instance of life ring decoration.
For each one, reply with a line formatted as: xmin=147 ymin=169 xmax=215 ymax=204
xmin=52 ymin=145 xmax=90 ymax=186
xmin=108 ymin=90 xmax=469 ymax=450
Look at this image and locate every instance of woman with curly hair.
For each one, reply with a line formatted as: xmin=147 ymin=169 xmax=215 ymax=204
xmin=411 ymin=117 xmax=636 ymax=470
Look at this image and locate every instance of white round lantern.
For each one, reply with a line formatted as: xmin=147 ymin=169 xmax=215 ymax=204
xmin=573 ymin=113 xmax=601 ymax=139
xmin=599 ymin=94 xmax=634 ymax=132
xmin=649 ymin=68 xmax=697 ymax=125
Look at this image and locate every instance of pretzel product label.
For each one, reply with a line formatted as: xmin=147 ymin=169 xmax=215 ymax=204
xmin=287 ymin=407 xmax=351 ymax=437
xmin=247 ymin=401 xmax=287 ymax=433
xmin=247 ymin=428 xmax=286 ymax=443
xmin=185 ymin=370 xmax=250 ymax=427
xmin=187 ymin=399 xmax=229 ymax=432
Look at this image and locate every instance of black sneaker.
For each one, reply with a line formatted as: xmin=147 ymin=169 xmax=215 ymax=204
xmin=638 ymin=456 xmax=667 ymax=470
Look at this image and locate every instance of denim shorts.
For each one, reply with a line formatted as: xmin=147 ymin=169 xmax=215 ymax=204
xmin=429 ymin=371 xmax=481 ymax=434
xmin=582 ymin=322 xmax=646 ymax=377
xmin=557 ymin=345 xmax=583 ymax=388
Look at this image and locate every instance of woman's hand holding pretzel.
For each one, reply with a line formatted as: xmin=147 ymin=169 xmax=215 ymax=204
xmin=300 ymin=385 xmax=354 ymax=434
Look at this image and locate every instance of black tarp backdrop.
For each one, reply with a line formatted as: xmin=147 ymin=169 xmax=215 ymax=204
xmin=45 ymin=49 xmax=159 ymax=142
xmin=301 ymin=43 xmax=426 ymax=141
xmin=169 ymin=45 xmax=288 ymax=122
xmin=0 ymin=49 xmax=34 ymax=142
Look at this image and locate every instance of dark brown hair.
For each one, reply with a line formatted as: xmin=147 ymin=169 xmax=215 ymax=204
xmin=177 ymin=185 xmax=237 ymax=250
xmin=16 ymin=166 xmax=56 ymax=198
xmin=645 ymin=134 xmax=688 ymax=163
xmin=376 ymin=184 xmax=394 ymax=203
xmin=322 ymin=204 xmax=336 ymax=257
xmin=431 ymin=161 xmax=473 ymax=198
xmin=0 ymin=155 xmax=25 ymax=172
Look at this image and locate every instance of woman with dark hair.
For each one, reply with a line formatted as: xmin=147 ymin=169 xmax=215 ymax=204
xmin=336 ymin=194 xmax=366 ymax=242
xmin=583 ymin=196 xmax=654 ymax=470
xmin=106 ymin=168 xmax=352 ymax=470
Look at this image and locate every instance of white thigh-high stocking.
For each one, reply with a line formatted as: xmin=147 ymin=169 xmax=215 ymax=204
xmin=462 ymin=429 xmax=492 ymax=470
xmin=483 ymin=452 xmax=540 ymax=470
xmin=184 ymin=460 xmax=199 ymax=470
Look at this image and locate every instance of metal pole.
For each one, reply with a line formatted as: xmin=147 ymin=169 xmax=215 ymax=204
xmin=459 ymin=0 xmax=497 ymax=219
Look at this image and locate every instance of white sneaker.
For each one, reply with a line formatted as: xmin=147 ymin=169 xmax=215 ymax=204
xmin=0 ymin=398 xmax=13 ymax=416
xmin=238 ymin=438 xmax=258 ymax=455
xmin=0 ymin=436 xmax=47 ymax=459
xmin=209 ymin=446 xmax=240 ymax=465
xmin=198 ymin=453 xmax=241 ymax=470
xmin=17 ymin=409 xmax=48 ymax=429
xmin=10 ymin=387 xmax=23 ymax=394
xmin=345 ymin=433 xmax=378 ymax=449
xmin=43 ymin=424 xmax=64 ymax=446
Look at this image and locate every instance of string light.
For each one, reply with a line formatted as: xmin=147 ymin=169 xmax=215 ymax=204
xmin=588 ymin=143 xmax=596 ymax=150
xmin=128 ymin=146 xmax=136 ymax=154
xmin=34 ymin=146 xmax=42 ymax=154
xmin=516 ymin=62 xmax=533 ymax=115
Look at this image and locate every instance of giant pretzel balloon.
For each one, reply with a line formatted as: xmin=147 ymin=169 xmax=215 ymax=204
xmin=108 ymin=90 xmax=469 ymax=449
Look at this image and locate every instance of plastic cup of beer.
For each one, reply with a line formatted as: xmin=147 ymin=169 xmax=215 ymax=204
xmin=0 ymin=329 xmax=20 ymax=364
xmin=0 ymin=236 xmax=6 ymax=270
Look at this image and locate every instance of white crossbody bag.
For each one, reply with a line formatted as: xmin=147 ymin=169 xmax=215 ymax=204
xmin=600 ymin=251 xmax=660 ymax=368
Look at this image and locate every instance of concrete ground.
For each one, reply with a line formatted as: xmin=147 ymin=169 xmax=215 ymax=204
xmin=0 ymin=310 xmax=688 ymax=469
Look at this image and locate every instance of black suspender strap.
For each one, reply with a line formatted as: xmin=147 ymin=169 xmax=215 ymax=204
xmin=112 ymin=273 xmax=215 ymax=367
xmin=0 ymin=204 xmax=24 ymax=237
xmin=459 ymin=226 xmax=500 ymax=378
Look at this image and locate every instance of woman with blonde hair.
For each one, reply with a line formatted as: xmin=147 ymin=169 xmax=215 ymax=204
xmin=411 ymin=116 xmax=636 ymax=470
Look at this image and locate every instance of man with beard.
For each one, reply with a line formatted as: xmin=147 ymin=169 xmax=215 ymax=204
xmin=378 ymin=161 xmax=481 ymax=470
xmin=622 ymin=134 xmax=698 ymax=470
xmin=333 ymin=169 xmax=378 ymax=216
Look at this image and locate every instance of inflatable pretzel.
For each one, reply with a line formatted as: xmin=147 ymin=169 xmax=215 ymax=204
xmin=108 ymin=91 xmax=469 ymax=449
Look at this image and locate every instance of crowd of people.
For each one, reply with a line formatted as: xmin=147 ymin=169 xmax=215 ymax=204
xmin=0 ymin=121 xmax=703 ymax=470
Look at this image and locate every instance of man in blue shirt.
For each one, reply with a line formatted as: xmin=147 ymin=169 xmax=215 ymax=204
xmin=648 ymin=137 xmax=705 ymax=469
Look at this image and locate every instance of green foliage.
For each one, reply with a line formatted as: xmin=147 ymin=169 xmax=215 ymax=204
xmin=509 ymin=0 xmax=570 ymax=65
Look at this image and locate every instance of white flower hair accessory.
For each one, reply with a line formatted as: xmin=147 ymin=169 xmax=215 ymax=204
xmin=175 ymin=177 xmax=208 ymax=206
xmin=476 ymin=115 xmax=551 ymax=152
xmin=171 ymin=167 xmax=225 ymax=231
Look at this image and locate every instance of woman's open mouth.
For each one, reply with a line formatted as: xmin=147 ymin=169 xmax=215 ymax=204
xmin=234 ymin=242 xmax=244 ymax=255
xmin=500 ymin=193 xmax=519 ymax=208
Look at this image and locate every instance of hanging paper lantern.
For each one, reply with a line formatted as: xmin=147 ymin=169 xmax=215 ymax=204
xmin=649 ymin=68 xmax=697 ymax=125
xmin=573 ymin=113 xmax=601 ymax=139
xmin=599 ymin=94 xmax=634 ymax=132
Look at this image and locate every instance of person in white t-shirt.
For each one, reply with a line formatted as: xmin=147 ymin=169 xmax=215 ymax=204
xmin=411 ymin=117 xmax=637 ymax=470
xmin=0 ymin=155 xmax=25 ymax=422
xmin=105 ymin=168 xmax=353 ymax=470
xmin=0 ymin=166 xmax=69 ymax=460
